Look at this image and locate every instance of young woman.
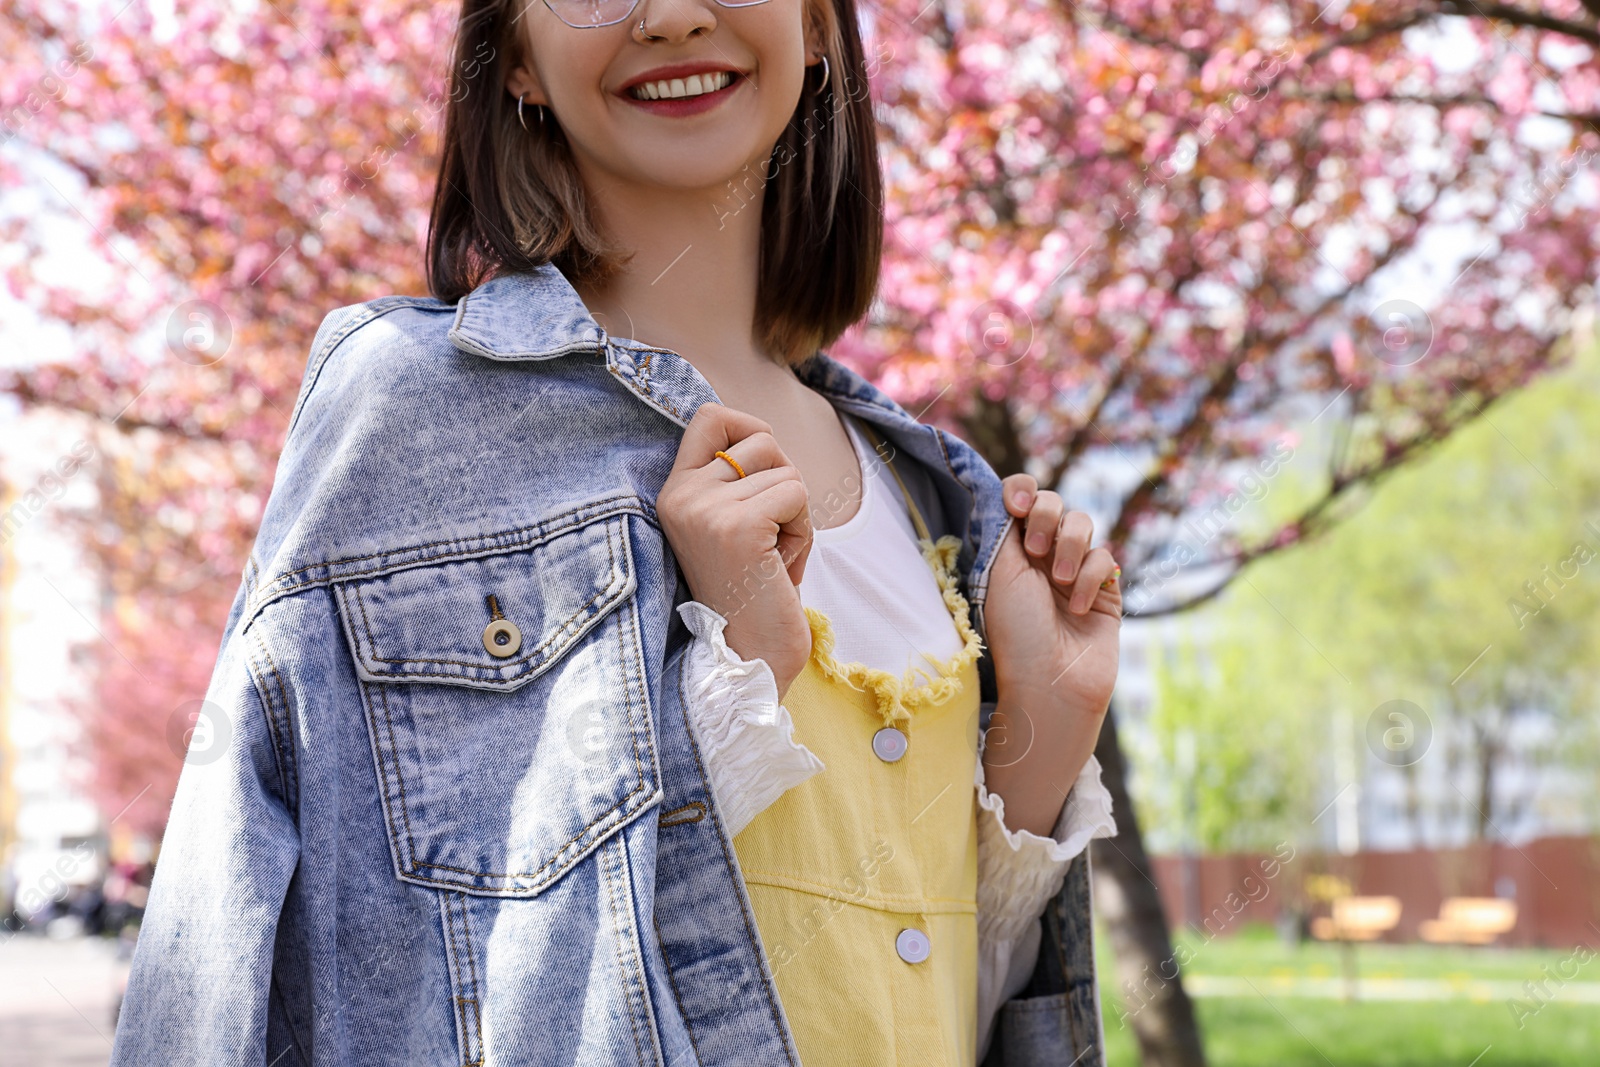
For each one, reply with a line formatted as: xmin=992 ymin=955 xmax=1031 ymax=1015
xmin=108 ymin=0 xmax=1122 ymax=1062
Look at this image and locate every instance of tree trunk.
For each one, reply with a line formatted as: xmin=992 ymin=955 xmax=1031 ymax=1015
xmin=1402 ymin=761 xmax=1425 ymax=850
xmin=957 ymin=393 xmax=1028 ymax=483
xmin=1475 ymin=721 xmax=1499 ymax=843
xmin=1090 ymin=704 xmax=1208 ymax=1067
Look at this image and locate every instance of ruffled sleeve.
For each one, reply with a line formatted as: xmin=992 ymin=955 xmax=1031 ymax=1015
xmin=675 ymin=601 xmax=826 ymax=839
xmin=974 ymin=742 xmax=1117 ymax=1061
xmin=975 ymin=751 xmax=1117 ymax=943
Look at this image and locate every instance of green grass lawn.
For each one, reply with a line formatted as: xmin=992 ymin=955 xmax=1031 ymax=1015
xmin=1095 ymin=923 xmax=1600 ymax=1067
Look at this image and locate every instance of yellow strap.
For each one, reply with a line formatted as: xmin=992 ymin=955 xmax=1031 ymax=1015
xmin=853 ymin=418 xmax=933 ymax=544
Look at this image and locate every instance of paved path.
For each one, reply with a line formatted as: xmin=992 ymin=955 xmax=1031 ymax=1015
xmin=0 ymin=935 xmax=124 ymax=1067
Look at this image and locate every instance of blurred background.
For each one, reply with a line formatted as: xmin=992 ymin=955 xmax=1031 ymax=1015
xmin=2 ymin=1 xmax=1599 ymax=1065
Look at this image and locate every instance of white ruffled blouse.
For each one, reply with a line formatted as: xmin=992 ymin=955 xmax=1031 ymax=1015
xmin=674 ymin=409 xmax=1117 ymax=1062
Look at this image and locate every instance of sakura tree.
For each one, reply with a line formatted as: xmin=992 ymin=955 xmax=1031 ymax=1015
xmin=851 ymin=2 xmax=1599 ymax=1062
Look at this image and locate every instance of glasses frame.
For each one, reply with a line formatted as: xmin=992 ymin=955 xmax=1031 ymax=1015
xmin=539 ymin=0 xmax=775 ymax=30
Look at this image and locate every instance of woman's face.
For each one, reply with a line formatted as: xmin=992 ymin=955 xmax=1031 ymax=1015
xmin=506 ymin=0 xmax=820 ymax=196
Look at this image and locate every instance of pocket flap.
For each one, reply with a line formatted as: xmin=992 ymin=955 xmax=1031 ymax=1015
xmin=329 ymin=512 xmax=657 ymax=897
xmin=335 ymin=514 xmax=635 ymax=691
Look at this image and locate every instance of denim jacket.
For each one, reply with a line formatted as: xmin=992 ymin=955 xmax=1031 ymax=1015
xmin=108 ymin=264 xmax=1105 ymax=1067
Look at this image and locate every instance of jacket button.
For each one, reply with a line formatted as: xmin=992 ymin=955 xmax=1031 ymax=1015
xmin=872 ymin=727 xmax=908 ymax=762
xmin=895 ymin=928 xmax=930 ymax=964
xmin=483 ymin=619 xmax=522 ymax=658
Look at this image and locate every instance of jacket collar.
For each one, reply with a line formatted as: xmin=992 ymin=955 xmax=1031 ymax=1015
xmin=448 ymin=267 xmax=608 ymax=362
xmin=444 ymin=264 xmax=1011 ymax=637
xmin=445 ymin=264 xmax=925 ymax=441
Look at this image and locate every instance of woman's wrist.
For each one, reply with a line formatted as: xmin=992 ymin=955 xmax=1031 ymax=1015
xmin=721 ymin=615 xmax=807 ymax=700
xmin=679 ymin=593 xmax=809 ymax=701
xmin=980 ymin=683 xmax=1105 ymax=838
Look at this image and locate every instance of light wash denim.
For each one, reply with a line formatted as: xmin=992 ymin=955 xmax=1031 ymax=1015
xmin=109 ymin=264 xmax=1105 ymax=1066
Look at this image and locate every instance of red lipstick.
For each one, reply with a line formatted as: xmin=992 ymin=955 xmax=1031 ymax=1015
xmin=619 ymin=61 xmax=746 ymax=117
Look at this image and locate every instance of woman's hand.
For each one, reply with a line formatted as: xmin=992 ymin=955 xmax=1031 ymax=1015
xmin=979 ymin=473 xmax=1122 ymax=837
xmin=658 ymin=403 xmax=815 ymax=699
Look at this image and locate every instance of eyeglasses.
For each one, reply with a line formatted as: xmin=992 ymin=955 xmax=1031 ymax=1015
xmin=540 ymin=0 xmax=773 ymax=29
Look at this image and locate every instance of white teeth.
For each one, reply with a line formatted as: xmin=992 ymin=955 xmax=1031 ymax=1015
xmin=631 ymin=71 xmax=732 ymax=100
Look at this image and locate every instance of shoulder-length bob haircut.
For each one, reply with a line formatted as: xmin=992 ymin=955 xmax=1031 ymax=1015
xmin=425 ymin=0 xmax=884 ymax=368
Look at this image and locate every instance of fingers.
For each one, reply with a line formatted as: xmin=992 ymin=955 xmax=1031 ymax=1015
xmin=1052 ymin=511 xmax=1093 ymax=582
xmin=667 ymin=402 xmax=814 ymax=589
xmin=747 ymin=476 xmax=814 ymax=586
xmin=679 ymin=404 xmax=797 ymax=489
xmin=725 ymin=463 xmax=802 ymax=501
xmin=1069 ymin=547 xmax=1120 ymax=616
xmin=1004 ymin=477 xmax=1082 ymax=564
xmin=779 ymin=527 xmax=813 ymax=588
xmin=1001 ymin=473 xmax=1038 ymax=516
xmin=673 ymin=402 xmax=775 ymax=474
xmin=708 ymin=432 xmax=787 ymax=483
xmin=1022 ymin=490 xmax=1066 ymax=558
xmin=1006 ymin=477 xmax=1122 ymax=616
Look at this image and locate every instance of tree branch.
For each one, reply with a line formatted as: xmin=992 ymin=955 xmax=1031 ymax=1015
xmin=2 ymin=375 xmax=239 ymax=443
xmin=1437 ymin=1 xmax=1600 ymax=46
xmin=1126 ymin=343 xmax=1561 ymax=618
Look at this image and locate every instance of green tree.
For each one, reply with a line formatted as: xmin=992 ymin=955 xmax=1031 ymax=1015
xmin=1145 ymin=632 xmax=1322 ymax=854
xmin=1139 ymin=338 xmax=1600 ymax=851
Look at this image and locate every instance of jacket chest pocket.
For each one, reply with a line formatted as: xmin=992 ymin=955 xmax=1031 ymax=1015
xmin=333 ymin=512 xmax=659 ymax=896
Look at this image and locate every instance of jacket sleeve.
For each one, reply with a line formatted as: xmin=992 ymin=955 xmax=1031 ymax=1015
xmin=109 ymin=617 xmax=300 ymax=1066
xmin=674 ymin=600 xmax=825 ymax=837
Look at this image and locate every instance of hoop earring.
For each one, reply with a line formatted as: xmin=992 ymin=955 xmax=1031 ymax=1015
xmin=814 ymin=54 xmax=830 ymax=94
xmin=517 ymin=95 xmax=546 ymax=132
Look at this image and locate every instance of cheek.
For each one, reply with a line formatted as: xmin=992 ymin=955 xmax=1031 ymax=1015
xmin=530 ymin=36 xmax=618 ymax=108
xmin=732 ymin=6 xmax=809 ymax=97
xmin=513 ymin=3 xmax=621 ymax=101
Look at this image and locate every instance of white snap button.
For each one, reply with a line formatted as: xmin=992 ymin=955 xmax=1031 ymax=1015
xmin=896 ymin=928 xmax=930 ymax=964
xmin=482 ymin=618 xmax=522 ymax=658
xmin=872 ymin=727 xmax=908 ymax=762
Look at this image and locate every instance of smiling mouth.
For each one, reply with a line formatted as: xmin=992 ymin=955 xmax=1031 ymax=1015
xmin=627 ymin=71 xmax=738 ymax=101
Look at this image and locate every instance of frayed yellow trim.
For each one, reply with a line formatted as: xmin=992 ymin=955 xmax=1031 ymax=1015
xmin=803 ymin=533 xmax=986 ymax=729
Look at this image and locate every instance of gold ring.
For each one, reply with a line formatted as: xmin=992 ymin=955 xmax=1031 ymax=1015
xmin=1101 ymin=564 xmax=1121 ymax=590
xmin=715 ymin=450 xmax=747 ymax=479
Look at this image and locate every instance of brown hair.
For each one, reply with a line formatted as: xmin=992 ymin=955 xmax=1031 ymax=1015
xmin=425 ymin=0 xmax=884 ymax=367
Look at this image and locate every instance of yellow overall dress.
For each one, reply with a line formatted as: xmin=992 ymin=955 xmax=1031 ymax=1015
xmin=731 ymin=423 xmax=986 ymax=1066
